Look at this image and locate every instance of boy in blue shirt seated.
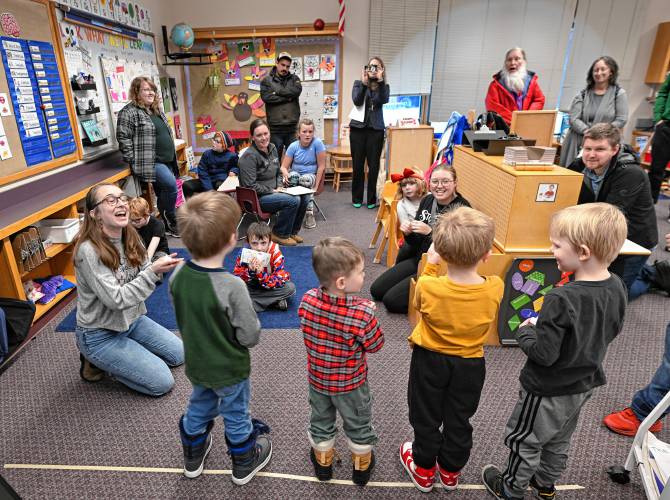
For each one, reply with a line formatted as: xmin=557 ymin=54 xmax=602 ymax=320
xmin=182 ymin=131 xmax=239 ymax=198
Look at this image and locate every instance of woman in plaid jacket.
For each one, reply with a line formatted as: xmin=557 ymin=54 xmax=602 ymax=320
xmin=117 ymin=77 xmax=180 ymax=237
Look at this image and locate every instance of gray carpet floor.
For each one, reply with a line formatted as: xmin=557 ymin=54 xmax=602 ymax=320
xmin=1 ymin=186 xmax=669 ymax=499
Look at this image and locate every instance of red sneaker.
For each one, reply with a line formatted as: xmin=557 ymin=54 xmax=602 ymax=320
xmin=437 ymin=464 xmax=460 ymax=490
xmin=399 ymin=442 xmax=436 ymax=493
xmin=603 ymin=407 xmax=663 ymax=436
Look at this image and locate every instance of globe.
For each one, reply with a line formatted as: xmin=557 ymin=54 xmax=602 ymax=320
xmin=170 ymin=23 xmax=194 ymax=51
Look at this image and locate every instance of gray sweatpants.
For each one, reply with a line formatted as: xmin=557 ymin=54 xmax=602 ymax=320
xmin=502 ymin=388 xmax=593 ymax=498
xmin=247 ymin=281 xmax=296 ymax=312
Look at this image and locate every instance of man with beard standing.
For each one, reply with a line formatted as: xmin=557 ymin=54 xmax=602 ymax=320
xmin=260 ymin=52 xmax=303 ymax=158
xmin=485 ymin=47 xmax=545 ymax=125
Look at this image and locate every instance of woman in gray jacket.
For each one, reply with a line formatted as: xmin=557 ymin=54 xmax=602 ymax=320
xmin=239 ymin=119 xmax=310 ymax=246
xmin=74 ymin=183 xmax=184 ymax=395
xmin=559 ymin=56 xmax=628 ymax=166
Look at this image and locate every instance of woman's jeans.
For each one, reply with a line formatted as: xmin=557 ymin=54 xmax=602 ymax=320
xmin=76 ymin=315 xmax=184 ymax=396
xmin=632 ymin=323 xmax=670 ymax=421
xmin=153 ymin=163 xmax=178 ymax=220
xmin=259 ymin=192 xmax=310 ymax=238
xmin=183 ymin=379 xmax=253 ymax=444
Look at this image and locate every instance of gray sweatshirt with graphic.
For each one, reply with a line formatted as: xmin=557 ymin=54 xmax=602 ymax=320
xmin=75 ymin=238 xmax=159 ymax=332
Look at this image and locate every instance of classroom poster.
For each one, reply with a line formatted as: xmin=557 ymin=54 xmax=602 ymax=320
xmin=300 ymin=81 xmax=324 ymax=139
xmin=323 ymin=94 xmax=338 ymax=119
xmin=169 ymin=78 xmax=178 ymax=111
xmin=289 ymin=56 xmax=303 ymax=81
xmin=160 ymin=76 xmax=170 ymax=112
xmin=0 ymin=135 xmax=12 ymax=160
xmin=319 ymin=54 xmax=336 ymax=80
xmin=303 ymin=55 xmax=319 ymax=81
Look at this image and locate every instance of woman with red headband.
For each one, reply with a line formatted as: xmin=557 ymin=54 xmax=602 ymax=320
xmin=371 ymin=164 xmax=470 ymax=314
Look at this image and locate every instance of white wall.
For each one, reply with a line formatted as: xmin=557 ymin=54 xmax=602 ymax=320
xmin=624 ymin=0 xmax=670 ymax=139
xmin=145 ymin=0 xmax=370 ymax=140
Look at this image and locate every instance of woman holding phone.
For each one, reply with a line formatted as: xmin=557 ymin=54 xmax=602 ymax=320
xmin=349 ymin=57 xmax=390 ymax=209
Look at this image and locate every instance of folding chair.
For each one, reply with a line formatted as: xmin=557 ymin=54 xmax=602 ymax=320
xmin=311 ymin=172 xmax=327 ymax=221
xmin=235 ymin=186 xmax=272 ymax=238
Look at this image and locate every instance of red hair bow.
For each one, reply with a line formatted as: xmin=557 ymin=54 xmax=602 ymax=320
xmin=391 ymin=168 xmax=421 ymax=183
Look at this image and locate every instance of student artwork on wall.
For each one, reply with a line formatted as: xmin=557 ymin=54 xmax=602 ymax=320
xmin=319 ymin=54 xmax=336 ymax=80
xmin=221 ymin=91 xmax=265 ymax=122
xmin=0 ymin=93 xmax=11 ymax=116
xmin=289 ymin=56 xmax=303 ymax=80
xmin=195 ymin=114 xmax=218 ymax=140
xmin=223 ymin=59 xmax=240 ymax=86
xmin=497 ymin=258 xmax=574 ymax=345
xmin=236 ymin=40 xmax=255 ymax=67
xmin=244 ymin=65 xmax=266 ymax=91
xmin=0 ymin=134 xmax=12 ymax=160
xmin=303 ymin=54 xmax=319 ymax=81
xmin=323 ymin=94 xmax=338 ymax=119
xmin=258 ymin=38 xmax=275 ymax=67
xmin=300 ymin=81 xmax=324 ymax=139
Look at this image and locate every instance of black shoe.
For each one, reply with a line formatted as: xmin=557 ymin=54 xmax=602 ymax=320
xmin=79 ymin=353 xmax=104 ymax=382
xmin=179 ymin=416 xmax=214 ymax=479
xmin=652 ymin=260 xmax=670 ymax=294
xmin=161 ymin=212 xmax=180 ymax=238
xmin=529 ymin=476 xmax=556 ymax=499
xmin=482 ymin=465 xmax=518 ymax=499
xmin=228 ymin=435 xmax=272 ymax=485
xmin=352 ymin=450 xmax=375 ymax=486
xmin=310 ymin=448 xmax=333 ymax=481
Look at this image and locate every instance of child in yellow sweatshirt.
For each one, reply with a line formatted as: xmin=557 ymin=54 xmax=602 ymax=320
xmin=399 ymin=206 xmax=504 ymax=492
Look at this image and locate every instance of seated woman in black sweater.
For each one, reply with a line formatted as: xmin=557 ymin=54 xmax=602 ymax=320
xmin=370 ymin=164 xmax=470 ymax=313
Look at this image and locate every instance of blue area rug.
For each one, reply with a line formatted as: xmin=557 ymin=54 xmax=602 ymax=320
xmin=56 ymin=246 xmax=317 ymax=332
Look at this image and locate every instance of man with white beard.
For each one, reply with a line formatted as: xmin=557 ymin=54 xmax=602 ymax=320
xmin=485 ymin=47 xmax=545 ymax=125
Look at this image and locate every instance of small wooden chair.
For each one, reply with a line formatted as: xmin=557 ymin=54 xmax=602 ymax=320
xmin=331 ymin=154 xmax=354 ymax=192
xmin=369 ymin=181 xmax=400 ymax=265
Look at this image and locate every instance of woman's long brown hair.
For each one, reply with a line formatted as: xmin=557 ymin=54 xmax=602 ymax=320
xmin=74 ymin=183 xmax=147 ymax=270
xmin=128 ymin=76 xmax=161 ymax=114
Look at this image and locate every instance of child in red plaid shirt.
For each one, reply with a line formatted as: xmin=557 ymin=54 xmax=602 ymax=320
xmin=298 ymin=237 xmax=384 ymax=486
xmin=233 ymin=223 xmax=296 ymax=311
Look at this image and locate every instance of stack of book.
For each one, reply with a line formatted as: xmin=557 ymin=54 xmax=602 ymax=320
xmin=503 ymin=146 xmax=556 ymax=166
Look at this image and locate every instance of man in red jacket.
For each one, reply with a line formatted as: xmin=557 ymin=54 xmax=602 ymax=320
xmin=485 ymin=47 xmax=545 ymax=125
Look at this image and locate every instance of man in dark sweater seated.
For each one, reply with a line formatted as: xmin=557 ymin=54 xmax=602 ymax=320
xmin=566 ymin=123 xmax=658 ymax=297
xmin=482 ymin=203 xmax=628 ymax=500
xmin=182 ymin=131 xmax=239 ymax=198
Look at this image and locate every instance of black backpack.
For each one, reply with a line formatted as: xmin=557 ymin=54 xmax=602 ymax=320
xmin=0 ymin=298 xmax=36 ymax=347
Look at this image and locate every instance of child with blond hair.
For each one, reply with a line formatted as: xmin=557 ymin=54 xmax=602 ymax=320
xmin=399 ymin=206 xmax=504 ymax=492
xmin=483 ymin=202 xmax=628 ymax=499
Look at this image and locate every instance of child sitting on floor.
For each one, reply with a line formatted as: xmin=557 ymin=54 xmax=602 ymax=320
xmin=129 ymin=196 xmax=170 ymax=262
xmin=299 ymin=237 xmax=384 ymax=486
xmin=399 ymin=206 xmax=503 ymax=492
xmin=233 ymin=222 xmax=296 ymax=311
xmin=482 ymin=203 xmax=628 ymax=500
xmin=181 ymin=131 xmax=239 ymax=198
xmin=391 ymin=167 xmax=427 ymax=226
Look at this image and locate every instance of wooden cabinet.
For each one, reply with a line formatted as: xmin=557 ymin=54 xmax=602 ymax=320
xmin=646 ymin=22 xmax=670 ymax=84
xmin=385 ymin=125 xmax=434 ymax=177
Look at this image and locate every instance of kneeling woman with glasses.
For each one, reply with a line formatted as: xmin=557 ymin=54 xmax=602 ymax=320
xmin=74 ymin=183 xmax=184 ymax=396
xmin=370 ymin=165 xmax=470 ymax=314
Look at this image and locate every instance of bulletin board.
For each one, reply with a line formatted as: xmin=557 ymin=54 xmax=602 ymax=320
xmin=184 ymin=27 xmax=341 ymax=154
xmin=53 ymin=6 xmax=161 ymax=158
xmin=0 ymin=0 xmax=79 ymax=187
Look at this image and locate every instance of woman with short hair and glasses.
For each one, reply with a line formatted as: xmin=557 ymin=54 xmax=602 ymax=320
xmin=117 ymin=77 xmax=181 ymax=237
xmin=73 ymin=183 xmax=184 ymax=396
xmin=370 ymin=165 xmax=470 ymax=313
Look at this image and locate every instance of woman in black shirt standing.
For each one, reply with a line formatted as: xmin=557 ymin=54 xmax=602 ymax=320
xmin=349 ymin=56 xmax=390 ymax=209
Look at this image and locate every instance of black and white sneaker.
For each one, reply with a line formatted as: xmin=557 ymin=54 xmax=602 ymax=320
xmin=163 ymin=217 xmax=180 ymax=238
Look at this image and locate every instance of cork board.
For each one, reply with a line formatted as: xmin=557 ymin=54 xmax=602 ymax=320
xmin=185 ymin=36 xmax=340 ymax=153
xmin=0 ymin=0 xmax=78 ymax=185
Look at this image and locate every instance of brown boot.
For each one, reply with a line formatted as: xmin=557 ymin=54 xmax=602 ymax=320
xmin=351 ymin=450 xmax=375 ymax=486
xmin=310 ymin=447 xmax=334 ymax=481
xmin=290 ymin=234 xmax=304 ymax=244
xmin=79 ymin=354 xmax=104 ymax=382
xmin=271 ymin=233 xmax=297 ymax=246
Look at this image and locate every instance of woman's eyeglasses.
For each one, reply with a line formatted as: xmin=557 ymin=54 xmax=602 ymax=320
xmin=92 ymin=194 xmax=130 ymax=209
xmin=430 ymin=179 xmax=454 ymax=186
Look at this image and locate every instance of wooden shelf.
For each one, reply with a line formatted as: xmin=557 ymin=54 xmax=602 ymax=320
xmin=19 ymin=243 xmax=73 ymax=279
xmin=33 ymin=274 xmax=76 ymax=322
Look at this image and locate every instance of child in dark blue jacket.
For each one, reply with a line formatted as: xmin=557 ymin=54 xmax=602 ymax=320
xmin=182 ymin=131 xmax=239 ymax=198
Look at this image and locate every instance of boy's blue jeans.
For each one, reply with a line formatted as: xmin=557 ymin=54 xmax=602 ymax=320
xmin=183 ymin=379 xmax=253 ymax=444
xmin=631 ymin=322 xmax=670 ymax=421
